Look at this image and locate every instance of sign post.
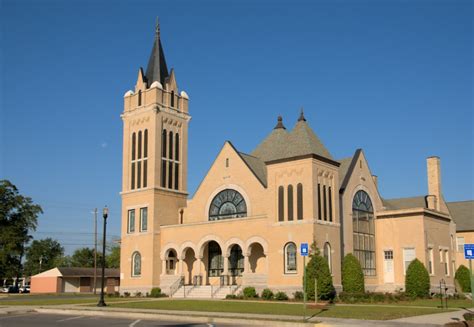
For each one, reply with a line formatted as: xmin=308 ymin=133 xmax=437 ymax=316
xmin=464 ymin=244 xmax=474 ymax=305
xmin=301 ymin=243 xmax=309 ymax=321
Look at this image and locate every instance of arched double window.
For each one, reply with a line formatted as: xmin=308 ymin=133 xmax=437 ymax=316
xmin=132 ymin=252 xmax=141 ymax=277
xmin=352 ymin=190 xmax=375 ymax=276
xmin=284 ymin=242 xmax=297 ymax=273
xmin=209 ymin=189 xmax=247 ymax=221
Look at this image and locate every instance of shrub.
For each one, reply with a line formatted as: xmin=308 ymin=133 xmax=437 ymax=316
xmin=405 ymin=259 xmax=430 ymax=298
xmin=150 ymin=287 xmax=162 ymax=298
xmin=135 ymin=291 xmax=142 ymax=297
xmin=274 ymin=291 xmax=289 ymax=301
xmin=123 ymin=292 xmax=130 ymax=297
xmin=225 ymin=294 xmax=238 ymax=299
xmin=455 ymin=265 xmax=471 ymax=292
xmin=261 ymin=288 xmax=274 ymax=300
xmin=243 ymin=287 xmax=258 ymax=298
xmin=304 ymin=243 xmax=336 ymax=301
xmin=342 ymin=254 xmax=365 ymax=293
xmin=293 ymin=291 xmax=304 ymax=301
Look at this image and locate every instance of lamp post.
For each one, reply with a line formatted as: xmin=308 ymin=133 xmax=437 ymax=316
xmin=97 ymin=206 xmax=108 ymax=307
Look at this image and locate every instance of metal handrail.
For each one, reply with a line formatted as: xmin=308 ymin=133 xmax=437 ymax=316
xmin=169 ymin=276 xmax=184 ymax=298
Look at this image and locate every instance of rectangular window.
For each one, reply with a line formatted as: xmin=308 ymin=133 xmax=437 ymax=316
xmin=137 ymin=161 xmax=141 ymax=189
xmin=174 ymin=163 xmax=179 ymax=190
xmin=140 ymin=207 xmax=148 ymax=232
xmin=127 ymin=209 xmax=135 ymax=233
xmin=444 ymin=250 xmax=449 ymax=276
xmin=131 ymin=162 xmax=136 ymax=190
xmin=457 ymin=237 xmax=465 ymax=252
xmin=323 ymin=185 xmax=327 ymax=220
xmin=278 ymin=186 xmax=284 ymax=222
xmin=428 ymin=248 xmax=434 ymax=275
xmin=317 ymin=183 xmax=321 ymax=220
xmin=143 ymin=160 xmax=148 ymax=188
xmin=287 ymin=186 xmax=294 ymax=221
xmin=161 ymin=160 xmax=167 ymax=187
xmin=168 ymin=161 xmax=173 ymax=189
xmin=328 ymin=186 xmax=333 ymax=222
xmin=384 ymin=250 xmax=393 ymax=260
xmin=403 ymin=248 xmax=415 ymax=274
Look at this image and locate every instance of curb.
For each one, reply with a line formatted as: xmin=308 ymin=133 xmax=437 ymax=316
xmin=35 ymin=307 xmax=318 ymax=327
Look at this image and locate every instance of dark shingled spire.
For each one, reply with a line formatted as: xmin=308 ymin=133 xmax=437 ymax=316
xmin=274 ymin=116 xmax=286 ymax=129
xmin=298 ymin=108 xmax=306 ymax=122
xmin=145 ymin=18 xmax=169 ymax=86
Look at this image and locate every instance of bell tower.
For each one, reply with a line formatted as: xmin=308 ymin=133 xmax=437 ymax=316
xmin=120 ymin=20 xmax=190 ymax=294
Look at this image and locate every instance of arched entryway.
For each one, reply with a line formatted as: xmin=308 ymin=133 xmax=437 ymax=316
xmin=182 ymin=247 xmax=197 ymax=285
xmin=228 ymin=244 xmax=244 ymax=284
xmin=165 ymin=249 xmax=177 ymax=275
xmin=248 ymin=242 xmax=266 ymax=273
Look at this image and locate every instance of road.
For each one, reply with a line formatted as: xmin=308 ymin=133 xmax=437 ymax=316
xmin=0 ymin=312 xmax=251 ymax=327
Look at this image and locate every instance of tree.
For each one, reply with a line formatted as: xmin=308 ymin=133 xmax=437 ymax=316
xmin=70 ymin=247 xmax=96 ymax=268
xmin=455 ymin=265 xmax=471 ymax=293
xmin=23 ymin=238 xmax=64 ymax=276
xmin=405 ymin=259 xmax=430 ymax=298
xmin=106 ymin=245 xmax=120 ymax=269
xmin=342 ymin=253 xmax=365 ymax=293
xmin=304 ymin=242 xmax=335 ymax=301
xmin=0 ymin=180 xmax=42 ymax=281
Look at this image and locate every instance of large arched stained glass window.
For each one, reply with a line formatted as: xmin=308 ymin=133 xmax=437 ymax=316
xmin=209 ymin=189 xmax=247 ymax=221
xmin=132 ymin=251 xmax=141 ymax=277
xmin=352 ymin=190 xmax=375 ymax=276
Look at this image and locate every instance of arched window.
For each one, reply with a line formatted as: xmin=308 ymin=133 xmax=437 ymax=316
xmin=284 ymin=242 xmax=297 ymax=273
xmin=161 ymin=130 xmax=167 ymax=187
xmin=352 ymin=190 xmax=375 ymax=276
xmin=138 ymin=90 xmax=142 ymax=106
xmin=174 ymin=133 xmax=180 ymax=190
xmin=132 ymin=252 xmax=141 ymax=277
xmin=324 ymin=242 xmax=332 ymax=273
xmin=137 ymin=131 xmax=142 ymax=189
xmin=287 ymin=185 xmax=294 ymax=221
xmin=278 ymin=186 xmax=284 ymax=222
xmin=131 ymin=133 xmax=136 ymax=190
xmin=143 ymin=130 xmax=148 ymax=188
xmin=209 ymin=189 xmax=247 ymax=221
xmin=297 ymin=183 xmax=303 ymax=220
xmin=229 ymin=245 xmax=244 ymax=277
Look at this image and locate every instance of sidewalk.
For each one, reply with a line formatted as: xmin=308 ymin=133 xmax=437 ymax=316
xmin=1 ymin=303 xmax=471 ymax=326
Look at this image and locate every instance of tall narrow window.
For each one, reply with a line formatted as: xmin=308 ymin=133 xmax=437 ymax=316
xmin=287 ymin=185 xmax=294 ymax=221
xmin=170 ymin=90 xmax=175 ymax=107
xmin=297 ymin=183 xmax=303 ymax=220
xmin=323 ymin=185 xmax=327 ymax=221
xmin=140 ymin=207 xmax=148 ymax=232
xmin=137 ymin=131 xmax=142 ymax=189
xmin=138 ymin=90 xmax=142 ymax=106
xmin=353 ymin=190 xmax=376 ymax=276
xmin=175 ymin=133 xmax=180 ymax=161
xmin=284 ymin=242 xmax=297 ymax=273
xmin=174 ymin=163 xmax=179 ymax=190
xmin=278 ymin=186 xmax=284 ymax=222
xmin=169 ymin=131 xmax=173 ymax=160
xmin=317 ymin=183 xmax=322 ymax=220
xmin=328 ymin=186 xmax=333 ymax=222
xmin=132 ymin=252 xmax=141 ymax=277
xmin=428 ymin=248 xmax=434 ymax=275
xmin=161 ymin=130 xmax=167 ymax=187
xmin=444 ymin=250 xmax=449 ymax=275
xmin=137 ymin=161 xmax=142 ymax=189
xmin=127 ymin=209 xmax=135 ymax=233
xmin=143 ymin=129 xmax=148 ymax=188
xmin=324 ymin=242 xmax=332 ymax=273
xmin=131 ymin=133 xmax=136 ymax=190
xmin=403 ymin=248 xmax=415 ymax=274
xmin=168 ymin=159 xmax=173 ymax=189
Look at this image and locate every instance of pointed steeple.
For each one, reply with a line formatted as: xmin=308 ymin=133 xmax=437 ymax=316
xmin=274 ymin=116 xmax=286 ymax=129
xmin=145 ymin=17 xmax=169 ymax=87
xmin=298 ymin=108 xmax=306 ymax=122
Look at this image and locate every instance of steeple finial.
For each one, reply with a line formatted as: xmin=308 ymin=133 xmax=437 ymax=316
xmin=155 ymin=17 xmax=160 ymax=40
xmin=298 ymin=107 xmax=306 ymax=122
xmin=274 ymin=116 xmax=286 ymax=130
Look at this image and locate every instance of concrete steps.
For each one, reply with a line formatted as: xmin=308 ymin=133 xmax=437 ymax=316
xmin=171 ymin=285 xmax=240 ymax=299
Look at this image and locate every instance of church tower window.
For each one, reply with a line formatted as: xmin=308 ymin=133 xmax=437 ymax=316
xmin=278 ymin=186 xmax=284 ymax=222
xmin=161 ymin=129 xmax=167 ymax=187
xmin=209 ymin=189 xmax=247 ymax=221
xmin=297 ymin=183 xmax=303 ymax=220
xmin=287 ymin=185 xmax=294 ymax=221
xmin=143 ymin=129 xmax=148 ymax=188
xmin=328 ymin=186 xmax=333 ymax=222
xmin=131 ymin=133 xmax=136 ymax=190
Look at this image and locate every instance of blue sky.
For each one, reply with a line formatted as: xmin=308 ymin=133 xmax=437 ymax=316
xmin=1 ymin=0 xmax=472 ymax=254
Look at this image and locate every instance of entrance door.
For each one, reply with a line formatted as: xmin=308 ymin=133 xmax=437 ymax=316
xmin=383 ymin=250 xmax=394 ymax=283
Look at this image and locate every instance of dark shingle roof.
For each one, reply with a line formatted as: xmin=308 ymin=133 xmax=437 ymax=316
xmin=57 ymin=267 xmax=119 ymax=278
xmin=145 ymin=23 xmax=169 ymax=86
xmin=252 ymin=118 xmax=332 ymax=162
xmin=447 ymin=201 xmax=474 ymax=232
xmin=239 ymin=152 xmax=267 ymax=187
xmin=382 ymin=196 xmax=427 ymax=210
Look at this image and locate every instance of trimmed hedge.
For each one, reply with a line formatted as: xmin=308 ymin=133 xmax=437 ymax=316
xmin=274 ymin=291 xmax=289 ymax=301
xmin=304 ymin=246 xmax=335 ymax=301
xmin=150 ymin=287 xmax=162 ymax=297
xmin=261 ymin=288 xmax=274 ymax=300
xmin=455 ymin=265 xmax=471 ymax=292
xmin=342 ymin=254 xmax=365 ymax=293
xmin=243 ymin=286 xmax=258 ymax=298
xmin=405 ymin=259 xmax=430 ymax=298
xmin=293 ymin=291 xmax=304 ymax=300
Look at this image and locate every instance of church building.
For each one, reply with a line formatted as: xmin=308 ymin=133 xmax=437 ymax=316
xmin=119 ymin=23 xmax=460 ymax=297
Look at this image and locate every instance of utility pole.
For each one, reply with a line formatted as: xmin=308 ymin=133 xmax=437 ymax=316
xmin=93 ymin=208 xmax=98 ymax=295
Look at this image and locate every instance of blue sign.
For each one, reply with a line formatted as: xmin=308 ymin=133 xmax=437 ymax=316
xmin=464 ymin=244 xmax=474 ymax=260
xmin=301 ymin=243 xmax=309 ymax=256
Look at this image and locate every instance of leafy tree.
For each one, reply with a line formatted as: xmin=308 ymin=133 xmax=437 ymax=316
xmin=106 ymin=245 xmax=120 ymax=269
xmin=70 ymin=247 xmax=97 ymax=268
xmin=304 ymin=242 xmax=335 ymax=301
xmin=455 ymin=265 xmax=471 ymax=293
xmin=23 ymin=238 xmax=64 ymax=276
xmin=0 ymin=180 xmax=42 ymax=281
xmin=342 ymin=253 xmax=365 ymax=293
xmin=405 ymin=259 xmax=430 ymax=298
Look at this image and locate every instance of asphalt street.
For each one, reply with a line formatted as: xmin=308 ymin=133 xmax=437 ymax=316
xmin=0 ymin=312 xmax=252 ymax=327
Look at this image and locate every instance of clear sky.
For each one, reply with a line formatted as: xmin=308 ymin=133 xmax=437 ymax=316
xmin=1 ymin=0 xmax=473 ymax=254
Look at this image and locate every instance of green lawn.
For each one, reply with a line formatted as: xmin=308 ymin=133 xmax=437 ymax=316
xmin=110 ymin=300 xmax=451 ymax=320
xmin=0 ymin=296 xmax=133 ymax=306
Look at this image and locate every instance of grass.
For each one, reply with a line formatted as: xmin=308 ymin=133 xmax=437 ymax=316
xmin=110 ymin=299 xmax=451 ymax=320
xmin=0 ymin=296 xmax=132 ymax=306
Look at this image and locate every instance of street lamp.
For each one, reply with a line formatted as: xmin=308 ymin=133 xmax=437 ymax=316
xmin=97 ymin=206 xmax=108 ymax=307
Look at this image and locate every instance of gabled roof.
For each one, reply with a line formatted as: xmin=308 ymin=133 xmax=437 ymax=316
xmin=338 ymin=149 xmax=362 ymax=193
xmin=145 ymin=21 xmax=169 ymax=86
xmin=447 ymin=200 xmax=474 ymax=232
xmin=251 ymin=116 xmax=333 ymax=163
xmin=239 ymin=152 xmax=267 ymax=187
xmin=57 ymin=267 xmax=120 ymax=278
xmin=382 ymin=196 xmax=427 ymax=210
